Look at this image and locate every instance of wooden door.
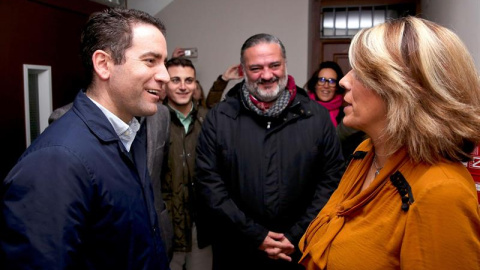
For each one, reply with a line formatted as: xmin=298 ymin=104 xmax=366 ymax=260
xmin=320 ymin=39 xmax=352 ymax=75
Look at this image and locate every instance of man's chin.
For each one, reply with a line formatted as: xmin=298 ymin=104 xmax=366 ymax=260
xmin=256 ymin=88 xmax=281 ymax=102
xmin=137 ymin=103 xmax=158 ymax=116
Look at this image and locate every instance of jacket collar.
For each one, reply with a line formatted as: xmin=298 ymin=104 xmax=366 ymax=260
xmin=165 ymin=99 xmax=199 ymax=123
xmin=72 ymin=90 xmax=122 ymax=144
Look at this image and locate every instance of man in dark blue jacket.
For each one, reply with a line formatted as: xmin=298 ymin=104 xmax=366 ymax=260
xmin=195 ymin=33 xmax=345 ymax=270
xmin=1 ymin=8 xmax=171 ymax=269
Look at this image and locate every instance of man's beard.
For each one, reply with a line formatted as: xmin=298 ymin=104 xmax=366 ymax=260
xmin=245 ymin=71 xmax=288 ymax=102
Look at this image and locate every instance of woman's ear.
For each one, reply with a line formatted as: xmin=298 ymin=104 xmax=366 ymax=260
xmin=92 ymin=50 xmax=112 ymax=81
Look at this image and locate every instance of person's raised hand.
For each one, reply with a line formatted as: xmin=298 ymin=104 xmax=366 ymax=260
xmin=172 ymin=47 xmax=185 ymax=58
xmin=221 ymin=64 xmax=243 ymax=81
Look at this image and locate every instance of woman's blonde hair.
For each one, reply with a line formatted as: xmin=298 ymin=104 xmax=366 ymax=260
xmin=349 ymin=16 xmax=480 ymax=164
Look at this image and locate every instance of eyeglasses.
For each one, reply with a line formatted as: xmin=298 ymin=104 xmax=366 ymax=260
xmin=317 ymin=77 xmax=337 ymax=87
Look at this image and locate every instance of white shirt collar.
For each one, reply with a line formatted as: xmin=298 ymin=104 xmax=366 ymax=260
xmin=87 ymin=96 xmax=140 ymax=152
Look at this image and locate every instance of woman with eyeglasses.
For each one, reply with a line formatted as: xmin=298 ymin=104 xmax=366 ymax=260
xmin=305 ymin=61 xmax=345 ymax=127
xmin=306 ymin=61 xmax=365 ymax=159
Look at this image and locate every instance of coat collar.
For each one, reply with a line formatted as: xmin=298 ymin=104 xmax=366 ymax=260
xmin=72 ymin=90 xmax=122 ymax=144
xmin=165 ymin=99 xmax=200 ymax=122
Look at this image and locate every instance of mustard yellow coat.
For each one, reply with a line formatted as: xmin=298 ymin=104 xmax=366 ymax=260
xmin=299 ymin=139 xmax=480 ymax=270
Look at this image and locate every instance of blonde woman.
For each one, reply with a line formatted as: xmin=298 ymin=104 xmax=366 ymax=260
xmin=299 ymin=16 xmax=480 ymax=270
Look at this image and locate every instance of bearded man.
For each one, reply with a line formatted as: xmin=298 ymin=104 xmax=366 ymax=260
xmin=195 ymin=33 xmax=344 ymax=270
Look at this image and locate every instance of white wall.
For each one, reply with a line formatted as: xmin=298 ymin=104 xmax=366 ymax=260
xmin=422 ymin=0 xmax=480 ymax=71
xmin=157 ymin=0 xmax=309 ymax=95
xmin=128 ymin=0 xmax=173 ymax=16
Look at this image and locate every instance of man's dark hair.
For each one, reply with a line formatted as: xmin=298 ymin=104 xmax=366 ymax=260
xmin=165 ymin=57 xmax=196 ymax=75
xmin=240 ymin=33 xmax=286 ymax=65
xmin=81 ymin=8 xmax=166 ymax=85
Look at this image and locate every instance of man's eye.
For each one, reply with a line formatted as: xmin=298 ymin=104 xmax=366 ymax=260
xmin=185 ymin=78 xmax=194 ymax=84
xmin=171 ymin=78 xmax=180 ymax=84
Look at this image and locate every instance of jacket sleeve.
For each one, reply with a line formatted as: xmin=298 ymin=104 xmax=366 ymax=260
xmin=195 ymin=108 xmax=269 ymax=248
xmin=205 ymin=75 xmax=229 ymax=109
xmin=401 ymin=179 xmax=480 ymax=269
xmin=286 ymin=110 xmax=345 ymax=246
xmin=0 ymin=147 xmax=92 ymax=269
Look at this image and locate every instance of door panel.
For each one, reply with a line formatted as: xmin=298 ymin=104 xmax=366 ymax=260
xmin=321 ymin=41 xmax=351 ymax=75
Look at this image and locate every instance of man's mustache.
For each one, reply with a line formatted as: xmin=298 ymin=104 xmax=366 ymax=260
xmin=256 ymin=77 xmax=279 ymax=84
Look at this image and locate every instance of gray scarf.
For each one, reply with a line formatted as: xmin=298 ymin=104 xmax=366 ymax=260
xmin=241 ymin=83 xmax=292 ymax=118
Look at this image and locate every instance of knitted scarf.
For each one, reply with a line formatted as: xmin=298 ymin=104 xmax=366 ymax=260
xmin=241 ymin=75 xmax=297 ymax=118
xmin=308 ymin=92 xmax=343 ymax=127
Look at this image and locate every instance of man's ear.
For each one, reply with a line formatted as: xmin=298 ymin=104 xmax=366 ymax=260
xmin=92 ymin=50 xmax=112 ymax=80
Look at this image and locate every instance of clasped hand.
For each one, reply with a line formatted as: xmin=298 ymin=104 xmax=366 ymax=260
xmin=259 ymin=231 xmax=295 ymax=262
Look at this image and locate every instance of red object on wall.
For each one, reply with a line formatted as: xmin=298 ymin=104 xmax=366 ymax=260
xmin=465 ymin=145 xmax=480 ymax=204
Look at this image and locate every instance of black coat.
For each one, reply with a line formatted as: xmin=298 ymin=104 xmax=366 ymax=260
xmin=195 ymin=82 xmax=344 ymax=267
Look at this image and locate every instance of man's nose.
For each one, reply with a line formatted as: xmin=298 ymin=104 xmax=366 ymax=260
xmin=179 ymin=81 xmax=187 ymax=89
xmin=155 ymin=64 xmax=170 ymax=83
xmin=260 ymin=68 xmax=274 ymax=81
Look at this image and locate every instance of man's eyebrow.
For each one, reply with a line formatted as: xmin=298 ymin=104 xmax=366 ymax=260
xmin=171 ymin=76 xmax=195 ymax=79
xmin=139 ymin=52 xmax=162 ymax=58
xmin=249 ymin=61 xmax=282 ymax=68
